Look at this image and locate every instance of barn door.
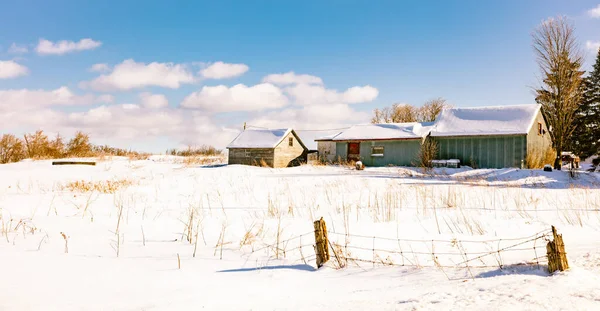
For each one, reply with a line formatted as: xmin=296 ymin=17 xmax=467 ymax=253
xmin=347 ymin=142 xmax=360 ymax=161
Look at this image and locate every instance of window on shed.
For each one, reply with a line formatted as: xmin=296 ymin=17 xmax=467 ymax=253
xmin=371 ymin=146 xmax=384 ymax=156
xmin=537 ymin=122 xmax=543 ymax=135
xmin=289 ymin=137 xmax=294 ymax=147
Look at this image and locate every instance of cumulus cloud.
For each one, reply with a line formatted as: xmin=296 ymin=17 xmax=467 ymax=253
xmin=36 ymin=38 xmax=102 ymax=55
xmin=0 ymin=86 xmax=111 ymax=112
xmin=0 ymin=60 xmax=29 ymax=79
xmin=586 ymin=40 xmax=600 ymax=52
xmin=139 ymin=92 xmax=169 ymax=109
xmin=8 ymin=43 xmax=28 ymax=54
xmin=262 ymin=71 xmax=323 ymax=85
xmin=89 ymin=63 xmax=110 ymax=72
xmin=285 ymin=84 xmax=379 ymax=106
xmin=181 ymin=83 xmax=289 ymax=112
xmin=588 ymin=4 xmax=600 ymax=18
xmin=200 ymin=61 xmax=249 ymax=79
xmin=81 ymin=59 xmax=195 ymax=91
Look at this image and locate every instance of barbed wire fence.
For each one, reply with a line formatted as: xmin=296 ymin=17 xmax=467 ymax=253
xmin=238 ymin=218 xmax=568 ymax=278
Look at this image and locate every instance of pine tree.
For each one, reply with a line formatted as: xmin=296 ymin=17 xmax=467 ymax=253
xmin=571 ymin=48 xmax=600 ymax=159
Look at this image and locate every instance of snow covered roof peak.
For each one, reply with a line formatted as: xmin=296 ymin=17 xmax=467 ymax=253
xmin=430 ymin=104 xmax=541 ymax=137
xmin=323 ymin=122 xmax=433 ymax=141
xmin=227 ymin=128 xmax=297 ymax=149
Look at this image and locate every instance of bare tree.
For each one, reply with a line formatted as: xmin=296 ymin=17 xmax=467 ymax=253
xmin=390 ymin=103 xmax=418 ymax=123
xmin=371 ymin=98 xmax=450 ymax=124
xmin=532 ymin=16 xmax=585 ymax=169
xmin=419 ymin=98 xmax=451 ymax=122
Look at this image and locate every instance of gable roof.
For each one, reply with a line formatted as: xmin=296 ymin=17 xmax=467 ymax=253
xmin=429 ymin=104 xmax=541 ymax=137
xmin=226 ymin=128 xmax=307 ymax=149
xmin=320 ymin=122 xmax=433 ymax=141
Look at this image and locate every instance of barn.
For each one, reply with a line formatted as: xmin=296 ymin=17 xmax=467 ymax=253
xmin=226 ymin=128 xmax=308 ymax=168
xmin=429 ymin=104 xmax=552 ymax=169
xmin=315 ymin=122 xmax=433 ymax=166
xmin=315 ymin=104 xmax=553 ymax=169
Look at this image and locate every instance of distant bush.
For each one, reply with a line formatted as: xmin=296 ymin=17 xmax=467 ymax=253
xmin=167 ymin=145 xmax=222 ymax=157
xmin=592 ymin=158 xmax=600 ymax=167
xmin=66 ymin=131 xmax=93 ymax=157
xmin=0 ymin=134 xmax=26 ymax=164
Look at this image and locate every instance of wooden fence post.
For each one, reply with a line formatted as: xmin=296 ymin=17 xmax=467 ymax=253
xmin=314 ymin=217 xmax=330 ymax=268
xmin=546 ymin=225 xmax=569 ymax=273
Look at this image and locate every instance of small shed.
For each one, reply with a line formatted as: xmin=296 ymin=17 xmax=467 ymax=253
xmin=226 ymin=128 xmax=308 ymax=168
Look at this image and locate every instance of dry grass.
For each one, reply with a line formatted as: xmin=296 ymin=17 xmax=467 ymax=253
xmin=61 ymin=179 xmax=135 ymax=194
xmin=526 ymin=146 xmax=556 ymax=169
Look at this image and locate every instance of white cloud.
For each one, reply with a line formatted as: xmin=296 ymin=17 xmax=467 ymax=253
xmin=36 ymin=38 xmax=102 ymax=55
xmin=285 ymin=84 xmax=379 ymax=106
xmin=0 ymin=86 xmax=111 ymax=112
xmin=0 ymin=60 xmax=29 ymax=79
xmin=181 ymin=83 xmax=289 ymax=112
xmin=588 ymin=4 xmax=600 ymax=18
xmin=8 ymin=43 xmax=28 ymax=54
xmin=82 ymin=59 xmax=195 ymax=91
xmin=586 ymin=40 xmax=600 ymax=52
xmin=200 ymin=61 xmax=249 ymax=79
xmin=89 ymin=63 xmax=110 ymax=72
xmin=262 ymin=71 xmax=323 ymax=85
xmin=139 ymin=92 xmax=169 ymax=109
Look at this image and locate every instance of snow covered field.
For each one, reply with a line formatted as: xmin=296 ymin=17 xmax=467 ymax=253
xmin=1 ymin=157 xmax=600 ymax=310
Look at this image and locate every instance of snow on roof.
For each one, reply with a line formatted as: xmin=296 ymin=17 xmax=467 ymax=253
xmin=297 ymin=130 xmax=342 ymax=150
xmin=430 ymin=104 xmax=541 ymax=137
xmin=330 ymin=122 xmax=433 ymax=141
xmin=227 ymin=128 xmax=293 ymax=149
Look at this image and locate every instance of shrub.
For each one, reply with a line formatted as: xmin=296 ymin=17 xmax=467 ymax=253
xmin=66 ymin=132 xmax=93 ymax=157
xmin=526 ymin=146 xmax=556 ymax=169
xmin=23 ymin=130 xmax=51 ymax=159
xmin=0 ymin=134 xmax=26 ymax=164
xmin=593 ymin=158 xmax=600 ymax=167
xmin=415 ymin=137 xmax=438 ymax=169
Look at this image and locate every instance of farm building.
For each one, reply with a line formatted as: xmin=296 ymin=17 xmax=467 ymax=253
xmin=429 ymin=104 xmax=552 ymax=169
xmin=315 ymin=104 xmax=553 ymax=169
xmin=226 ymin=128 xmax=308 ymax=168
xmin=315 ymin=122 xmax=433 ymax=166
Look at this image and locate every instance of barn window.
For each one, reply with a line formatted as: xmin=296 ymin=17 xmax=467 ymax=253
xmin=289 ymin=137 xmax=293 ymax=147
xmin=371 ymin=146 xmax=384 ymax=157
xmin=537 ymin=122 xmax=543 ymax=135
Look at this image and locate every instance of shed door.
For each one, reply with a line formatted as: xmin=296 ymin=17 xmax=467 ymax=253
xmin=347 ymin=142 xmax=360 ymax=161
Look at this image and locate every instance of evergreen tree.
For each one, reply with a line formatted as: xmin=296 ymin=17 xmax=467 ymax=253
xmin=571 ymin=48 xmax=600 ymax=159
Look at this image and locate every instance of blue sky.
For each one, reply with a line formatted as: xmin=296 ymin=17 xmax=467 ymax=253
xmin=1 ymin=1 xmax=599 ymax=151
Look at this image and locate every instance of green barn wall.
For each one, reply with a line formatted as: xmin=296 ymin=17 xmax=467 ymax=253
xmin=433 ymin=135 xmax=527 ymax=169
xmin=335 ymin=140 xmax=422 ymax=166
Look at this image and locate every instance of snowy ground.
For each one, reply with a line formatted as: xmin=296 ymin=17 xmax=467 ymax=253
xmin=1 ymin=157 xmax=600 ymax=310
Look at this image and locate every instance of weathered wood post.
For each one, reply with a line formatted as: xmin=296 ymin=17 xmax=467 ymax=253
xmin=313 ymin=217 xmax=330 ymax=268
xmin=546 ymin=226 xmax=569 ymax=273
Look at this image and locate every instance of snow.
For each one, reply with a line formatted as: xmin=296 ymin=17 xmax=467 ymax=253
xmin=330 ymin=122 xmax=433 ymax=141
xmin=226 ymin=128 xmax=292 ymax=148
xmin=296 ymin=129 xmax=343 ymax=150
xmin=1 ymin=158 xmax=600 ymax=310
xmin=430 ymin=104 xmax=541 ymax=137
